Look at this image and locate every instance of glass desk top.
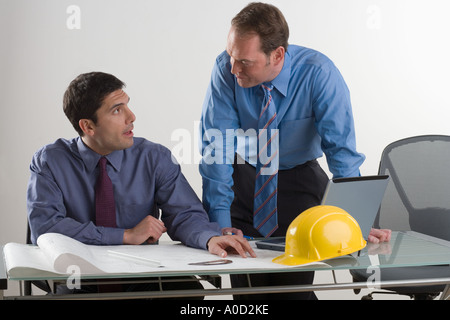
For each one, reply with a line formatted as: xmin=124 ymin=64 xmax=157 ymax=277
xmin=2 ymin=231 xmax=450 ymax=282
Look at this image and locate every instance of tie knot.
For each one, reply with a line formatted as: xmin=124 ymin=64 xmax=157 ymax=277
xmin=261 ymin=84 xmax=273 ymax=92
xmin=98 ymin=156 xmax=107 ymax=168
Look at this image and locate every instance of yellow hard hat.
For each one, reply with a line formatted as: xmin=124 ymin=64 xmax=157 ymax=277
xmin=273 ymin=205 xmax=366 ymax=266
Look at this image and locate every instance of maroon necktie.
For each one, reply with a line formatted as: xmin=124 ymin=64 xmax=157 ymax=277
xmin=95 ymin=157 xmax=121 ymax=292
xmin=95 ymin=157 xmax=116 ymax=228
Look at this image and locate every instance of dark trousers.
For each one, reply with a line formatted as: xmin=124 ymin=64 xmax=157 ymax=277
xmin=230 ymin=155 xmax=329 ymax=300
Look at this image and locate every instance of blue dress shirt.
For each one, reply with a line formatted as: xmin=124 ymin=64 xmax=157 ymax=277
xmin=200 ymin=45 xmax=365 ymax=229
xmin=27 ymin=137 xmax=221 ymax=248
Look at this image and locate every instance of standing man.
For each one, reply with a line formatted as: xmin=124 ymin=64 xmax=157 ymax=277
xmin=27 ymin=71 xmax=255 ymax=294
xmin=200 ymin=2 xmax=386 ymax=299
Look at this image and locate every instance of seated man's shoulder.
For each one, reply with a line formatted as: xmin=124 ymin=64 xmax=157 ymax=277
xmin=132 ymin=137 xmax=169 ymax=152
xmin=130 ymin=137 xmax=173 ymax=161
xmin=34 ymin=138 xmax=77 ymax=160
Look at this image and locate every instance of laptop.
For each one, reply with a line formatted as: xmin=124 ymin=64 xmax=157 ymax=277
xmin=256 ymin=175 xmax=390 ymax=251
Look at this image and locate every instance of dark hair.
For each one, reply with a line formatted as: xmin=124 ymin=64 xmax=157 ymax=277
xmin=63 ymin=72 xmax=125 ymax=136
xmin=231 ymin=2 xmax=289 ymax=56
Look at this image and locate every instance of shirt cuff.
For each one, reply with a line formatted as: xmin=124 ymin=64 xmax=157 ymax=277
xmin=101 ymin=227 xmax=125 ymax=245
xmin=208 ymin=209 xmax=232 ymax=229
xmin=198 ymin=229 xmax=222 ymax=250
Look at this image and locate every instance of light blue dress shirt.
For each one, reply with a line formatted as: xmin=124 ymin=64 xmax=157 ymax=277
xmin=27 ymin=137 xmax=221 ymax=248
xmin=200 ymin=45 xmax=365 ymax=229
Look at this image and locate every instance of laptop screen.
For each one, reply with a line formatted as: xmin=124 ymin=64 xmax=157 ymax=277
xmin=321 ymin=175 xmax=389 ymax=239
xmin=255 ymin=175 xmax=390 ymax=251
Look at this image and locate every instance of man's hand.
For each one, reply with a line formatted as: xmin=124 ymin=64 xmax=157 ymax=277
xmin=207 ymin=235 xmax=257 ymax=258
xmin=368 ymin=228 xmax=392 ymax=244
xmin=123 ymin=215 xmax=167 ymax=245
xmin=221 ymin=227 xmax=243 ymax=237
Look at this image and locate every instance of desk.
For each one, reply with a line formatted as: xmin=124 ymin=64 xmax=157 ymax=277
xmin=2 ymin=231 xmax=450 ymax=300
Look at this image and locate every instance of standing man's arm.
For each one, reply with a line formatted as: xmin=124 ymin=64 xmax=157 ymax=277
xmin=309 ymin=60 xmax=393 ymax=244
xmin=311 ymin=60 xmax=365 ymax=178
xmin=199 ymin=53 xmax=240 ymax=230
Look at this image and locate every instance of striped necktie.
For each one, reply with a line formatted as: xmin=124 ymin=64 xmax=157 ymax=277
xmin=95 ymin=157 xmax=117 ymax=228
xmin=253 ymin=84 xmax=279 ymax=237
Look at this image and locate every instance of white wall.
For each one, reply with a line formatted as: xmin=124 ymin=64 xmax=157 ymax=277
xmin=1 ymin=0 xmax=450 ymax=250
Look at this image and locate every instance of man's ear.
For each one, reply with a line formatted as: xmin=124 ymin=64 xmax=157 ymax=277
xmin=78 ymin=119 xmax=95 ymax=136
xmin=271 ymin=46 xmax=285 ymax=66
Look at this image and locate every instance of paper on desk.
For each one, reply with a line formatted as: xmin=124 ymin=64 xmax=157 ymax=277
xmin=99 ymin=241 xmax=329 ymax=273
xmin=4 ymin=233 xmax=328 ymax=278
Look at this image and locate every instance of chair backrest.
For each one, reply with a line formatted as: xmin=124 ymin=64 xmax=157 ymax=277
xmin=373 ymin=135 xmax=450 ymax=241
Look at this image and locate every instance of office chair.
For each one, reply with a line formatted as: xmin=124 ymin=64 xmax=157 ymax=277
xmin=350 ymin=135 xmax=450 ymax=300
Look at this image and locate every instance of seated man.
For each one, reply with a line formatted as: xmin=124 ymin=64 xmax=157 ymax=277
xmin=27 ymin=72 xmax=255 ymax=294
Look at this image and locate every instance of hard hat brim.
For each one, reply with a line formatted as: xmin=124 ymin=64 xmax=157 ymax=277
xmin=272 ymin=240 xmax=366 ymax=266
xmin=272 ymin=254 xmax=321 ymax=266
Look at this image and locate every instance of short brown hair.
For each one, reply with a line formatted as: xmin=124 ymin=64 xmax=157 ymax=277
xmin=231 ymin=2 xmax=289 ymax=56
xmin=63 ymin=72 xmax=125 ymax=136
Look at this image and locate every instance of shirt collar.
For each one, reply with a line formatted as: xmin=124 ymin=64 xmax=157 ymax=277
xmin=76 ymin=137 xmax=124 ymax=172
xmin=268 ymin=49 xmax=291 ymax=97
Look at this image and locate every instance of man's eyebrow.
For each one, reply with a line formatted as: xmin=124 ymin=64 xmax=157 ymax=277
xmin=110 ymin=97 xmax=130 ymax=110
xmin=226 ymin=47 xmax=251 ymax=62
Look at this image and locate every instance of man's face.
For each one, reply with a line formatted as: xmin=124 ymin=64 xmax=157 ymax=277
xmin=84 ymin=89 xmax=136 ymax=155
xmin=226 ymin=27 xmax=278 ymax=88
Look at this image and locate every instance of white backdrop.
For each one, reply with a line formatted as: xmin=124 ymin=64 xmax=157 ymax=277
xmin=1 ymin=0 xmax=449 ymax=250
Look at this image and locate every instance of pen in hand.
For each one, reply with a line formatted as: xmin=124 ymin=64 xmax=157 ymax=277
xmin=224 ymin=232 xmax=254 ymax=240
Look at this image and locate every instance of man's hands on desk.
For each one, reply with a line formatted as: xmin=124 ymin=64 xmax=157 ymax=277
xmin=206 ymin=228 xmax=391 ymax=258
xmin=122 ymin=216 xmax=257 ymax=258
xmin=207 ymin=227 xmax=392 ymax=259
xmin=123 ymin=215 xmax=167 ymax=245
xmin=368 ymin=228 xmax=392 ymax=244
xmin=207 ymin=235 xmax=257 ymax=258
xmin=205 ymin=228 xmax=392 ymax=258
xmin=122 ymin=216 xmax=391 ymax=258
